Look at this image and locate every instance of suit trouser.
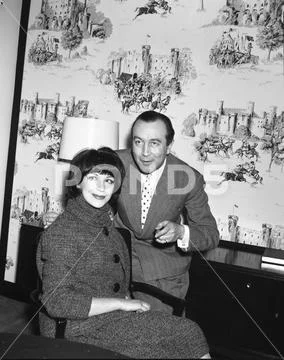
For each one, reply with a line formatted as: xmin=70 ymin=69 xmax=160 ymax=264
xmin=131 ymin=252 xmax=189 ymax=314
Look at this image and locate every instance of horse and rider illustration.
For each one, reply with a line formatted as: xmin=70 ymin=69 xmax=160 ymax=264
xmin=134 ymin=0 xmax=171 ymax=20
xmin=217 ymin=161 xmax=263 ymax=186
xmin=121 ymin=91 xmax=171 ymax=114
xmin=195 ymin=135 xmax=235 ymax=162
xmin=34 ymin=143 xmax=59 ymax=162
xmin=234 ymin=139 xmax=259 ymax=161
xmin=19 ymin=122 xmax=46 ymax=143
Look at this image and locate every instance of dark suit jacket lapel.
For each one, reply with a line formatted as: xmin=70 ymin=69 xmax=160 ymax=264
xmin=121 ymin=159 xmax=143 ymax=236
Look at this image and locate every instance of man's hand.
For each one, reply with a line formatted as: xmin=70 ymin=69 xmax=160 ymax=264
xmin=154 ymin=220 xmax=184 ymax=244
xmin=42 ymin=211 xmax=60 ymax=228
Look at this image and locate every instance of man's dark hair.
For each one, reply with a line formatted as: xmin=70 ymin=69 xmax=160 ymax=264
xmin=131 ymin=110 xmax=175 ymax=146
xmin=66 ymin=147 xmax=125 ymax=202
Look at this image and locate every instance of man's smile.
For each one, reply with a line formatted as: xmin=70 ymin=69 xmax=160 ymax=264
xmin=140 ymin=159 xmax=153 ymax=165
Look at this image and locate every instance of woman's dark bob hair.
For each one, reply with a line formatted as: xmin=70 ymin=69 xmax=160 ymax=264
xmin=66 ymin=147 xmax=125 ymax=201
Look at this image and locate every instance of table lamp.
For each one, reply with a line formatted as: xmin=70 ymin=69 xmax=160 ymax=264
xmin=59 ymin=117 xmax=119 ymax=161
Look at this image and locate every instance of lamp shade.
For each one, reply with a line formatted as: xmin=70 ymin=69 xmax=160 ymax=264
xmin=59 ymin=117 xmax=119 ymax=161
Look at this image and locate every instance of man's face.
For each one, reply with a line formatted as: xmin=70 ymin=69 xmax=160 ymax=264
xmin=132 ymin=119 xmax=173 ymax=174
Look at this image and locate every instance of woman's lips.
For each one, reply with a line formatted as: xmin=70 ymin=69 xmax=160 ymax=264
xmin=93 ymin=194 xmax=105 ymax=200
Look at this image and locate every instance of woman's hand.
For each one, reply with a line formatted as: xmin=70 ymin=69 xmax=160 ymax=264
xmin=120 ymin=298 xmax=151 ymax=312
xmin=89 ymin=298 xmax=150 ymax=316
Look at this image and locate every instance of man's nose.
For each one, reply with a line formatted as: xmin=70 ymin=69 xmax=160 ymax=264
xmin=142 ymin=143 xmax=150 ymax=156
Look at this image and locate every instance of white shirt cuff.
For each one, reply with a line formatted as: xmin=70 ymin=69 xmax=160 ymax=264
xmin=177 ymin=225 xmax=190 ymax=250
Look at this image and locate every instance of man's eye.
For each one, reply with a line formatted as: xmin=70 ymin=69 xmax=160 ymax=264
xmin=134 ymin=139 xmax=142 ymax=145
xmin=150 ymin=141 xmax=159 ymax=147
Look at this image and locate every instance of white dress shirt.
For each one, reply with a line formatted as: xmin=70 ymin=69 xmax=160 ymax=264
xmin=140 ymin=160 xmax=190 ymax=249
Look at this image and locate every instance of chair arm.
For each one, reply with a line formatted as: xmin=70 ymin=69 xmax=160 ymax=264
xmin=131 ymin=281 xmax=186 ymax=316
xmin=30 ymin=288 xmax=67 ymax=339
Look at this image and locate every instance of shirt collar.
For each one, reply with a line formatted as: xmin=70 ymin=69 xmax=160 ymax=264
xmin=141 ymin=158 xmax=167 ymax=183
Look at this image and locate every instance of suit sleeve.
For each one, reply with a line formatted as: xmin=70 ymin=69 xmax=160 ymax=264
xmin=185 ymin=173 xmax=219 ymax=252
xmin=37 ymin=230 xmax=92 ymax=320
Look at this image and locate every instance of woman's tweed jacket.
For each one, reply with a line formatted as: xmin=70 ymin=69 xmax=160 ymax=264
xmin=36 ymin=195 xmax=208 ymax=359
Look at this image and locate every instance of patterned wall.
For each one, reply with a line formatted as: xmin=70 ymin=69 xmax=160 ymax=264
xmin=4 ymin=0 xmax=284 ymax=281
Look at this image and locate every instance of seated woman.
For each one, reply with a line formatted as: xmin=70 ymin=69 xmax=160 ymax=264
xmin=36 ymin=147 xmax=211 ymax=359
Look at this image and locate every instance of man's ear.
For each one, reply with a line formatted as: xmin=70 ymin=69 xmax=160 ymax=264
xmin=166 ymin=140 xmax=174 ymax=155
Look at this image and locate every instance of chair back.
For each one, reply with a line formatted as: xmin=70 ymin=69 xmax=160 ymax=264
xmin=30 ymin=227 xmax=67 ymax=339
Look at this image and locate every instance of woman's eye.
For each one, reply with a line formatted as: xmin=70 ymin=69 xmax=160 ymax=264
xmin=87 ymin=174 xmax=98 ymax=181
xmin=106 ymin=178 xmax=114 ymax=185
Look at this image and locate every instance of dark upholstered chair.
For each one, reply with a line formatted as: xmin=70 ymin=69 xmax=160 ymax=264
xmin=30 ymin=283 xmax=67 ymax=339
xmin=31 ymin=227 xmax=186 ymax=339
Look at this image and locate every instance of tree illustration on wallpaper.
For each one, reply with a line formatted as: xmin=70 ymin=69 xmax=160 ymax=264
xmin=261 ymin=114 xmax=284 ymax=171
xmin=61 ymin=26 xmax=83 ymax=58
xmin=256 ymin=18 xmax=284 ymax=60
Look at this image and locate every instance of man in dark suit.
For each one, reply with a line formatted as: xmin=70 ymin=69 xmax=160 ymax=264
xmin=114 ymin=110 xmax=219 ymax=312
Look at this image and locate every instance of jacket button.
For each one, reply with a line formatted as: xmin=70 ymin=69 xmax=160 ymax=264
xmin=103 ymin=227 xmax=109 ymax=236
xmin=113 ymin=254 xmax=120 ymax=263
xmin=113 ymin=283 xmax=120 ymax=292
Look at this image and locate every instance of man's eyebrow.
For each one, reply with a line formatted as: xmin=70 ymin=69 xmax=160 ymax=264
xmin=150 ymin=138 xmax=162 ymax=142
xmin=133 ymin=136 xmax=162 ymax=142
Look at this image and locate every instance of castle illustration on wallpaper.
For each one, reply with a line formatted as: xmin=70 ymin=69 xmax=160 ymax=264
xmin=212 ymin=0 xmax=282 ymax=27
xmin=108 ymin=45 xmax=195 ymax=83
xmin=30 ymin=0 xmax=112 ymax=40
xmin=100 ymin=44 xmax=195 ymax=113
xmin=18 ymin=92 xmax=89 ymax=161
xmin=198 ymin=100 xmax=280 ymax=139
xmin=20 ymin=92 xmax=89 ymax=123
xmin=219 ymin=214 xmax=284 ymax=249
xmin=190 ymin=100 xmax=284 ymax=175
xmin=10 ymin=186 xmax=62 ymax=228
xmin=28 ymin=0 xmax=114 ymax=65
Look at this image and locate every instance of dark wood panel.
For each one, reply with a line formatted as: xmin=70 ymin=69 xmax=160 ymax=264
xmin=187 ymin=252 xmax=284 ymax=358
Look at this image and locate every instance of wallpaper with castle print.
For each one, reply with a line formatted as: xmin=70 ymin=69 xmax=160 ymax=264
xmin=4 ymin=0 xmax=284 ymax=281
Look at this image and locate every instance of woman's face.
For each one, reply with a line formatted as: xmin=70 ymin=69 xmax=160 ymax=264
xmin=77 ymin=171 xmax=115 ymax=208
